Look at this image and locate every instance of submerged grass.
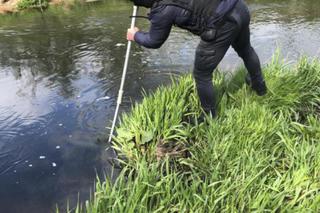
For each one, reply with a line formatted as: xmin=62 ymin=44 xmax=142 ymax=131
xmin=77 ymin=56 xmax=320 ymax=212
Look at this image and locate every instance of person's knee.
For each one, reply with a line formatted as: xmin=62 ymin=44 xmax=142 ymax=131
xmin=193 ymin=69 xmax=212 ymax=85
xmin=194 ymin=51 xmax=216 ymax=82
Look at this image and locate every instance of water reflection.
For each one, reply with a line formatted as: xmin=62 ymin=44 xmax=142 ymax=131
xmin=0 ymin=2 xmax=137 ymax=212
xmin=0 ymin=0 xmax=319 ymax=212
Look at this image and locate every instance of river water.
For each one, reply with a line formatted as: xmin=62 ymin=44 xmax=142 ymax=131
xmin=0 ymin=0 xmax=319 ymax=212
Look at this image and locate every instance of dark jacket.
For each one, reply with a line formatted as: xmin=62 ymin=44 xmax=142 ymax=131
xmin=134 ymin=0 xmax=239 ymax=49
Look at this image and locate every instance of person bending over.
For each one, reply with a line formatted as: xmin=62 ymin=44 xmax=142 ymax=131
xmin=127 ymin=0 xmax=267 ymax=117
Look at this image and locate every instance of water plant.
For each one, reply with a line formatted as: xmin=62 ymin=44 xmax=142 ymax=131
xmin=72 ymin=56 xmax=320 ymax=212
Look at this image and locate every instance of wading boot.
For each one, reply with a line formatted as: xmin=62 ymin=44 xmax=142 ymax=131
xmin=245 ymin=74 xmax=267 ymax=96
xmin=196 ymin=110 xmax=216 ymax=124
xmin=187 ymin=110 xmax=215 ymax=125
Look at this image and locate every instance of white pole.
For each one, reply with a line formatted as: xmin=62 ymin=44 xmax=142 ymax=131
xmin=108 ymin=6 xmax=138 ymax=144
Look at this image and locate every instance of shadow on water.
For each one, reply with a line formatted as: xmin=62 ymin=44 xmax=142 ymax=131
xmin=0 ymin=0 xmax=319 ymax=212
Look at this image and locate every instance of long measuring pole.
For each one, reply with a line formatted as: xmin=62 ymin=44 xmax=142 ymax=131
xmin=108 ymin=6 xmax=138 ymax=144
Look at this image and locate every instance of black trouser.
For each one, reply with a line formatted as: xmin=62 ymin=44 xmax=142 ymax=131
xmin=193 ymin=0 xmax=264 ymax=116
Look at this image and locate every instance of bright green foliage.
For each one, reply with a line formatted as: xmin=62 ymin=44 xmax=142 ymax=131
xmin=17 ymin=0 xmax=48 ymax=10
xmin=83 ymin=57 xmax=320 ymax=212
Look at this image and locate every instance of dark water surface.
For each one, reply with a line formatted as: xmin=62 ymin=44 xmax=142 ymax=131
xmin=0 ymin=0 xmax=319 ymax=212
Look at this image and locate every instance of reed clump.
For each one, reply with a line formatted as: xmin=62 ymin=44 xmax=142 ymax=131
xmin=82 ymin=56 xmax=320 ymax=212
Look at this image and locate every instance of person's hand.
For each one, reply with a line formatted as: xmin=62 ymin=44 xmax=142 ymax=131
xmin=127 ymin=27 xmax=139 ymax=41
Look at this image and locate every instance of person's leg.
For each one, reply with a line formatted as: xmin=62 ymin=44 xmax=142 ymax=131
xmin=193 ymin=22 xmax=239 ymax=117
xmin=231 ymin=1 xmax=267 ymax=95
xmin=232 ymin=26 xmax=265 ymax=81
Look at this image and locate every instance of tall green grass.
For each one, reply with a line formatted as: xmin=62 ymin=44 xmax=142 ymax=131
xmin=77 ymin=56 xmax=320 ymax=212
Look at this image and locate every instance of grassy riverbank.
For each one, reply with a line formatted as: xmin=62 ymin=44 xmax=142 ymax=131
xmin=0 ymin=0 xmax=72 ymax=14
xmin=76 ymin=56 xmax=320 ymax=212
xmin=0 ymin=0 xmax=116 ymax=14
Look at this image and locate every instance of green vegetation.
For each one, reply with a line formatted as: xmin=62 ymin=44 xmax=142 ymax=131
xmin=0 ymin=0 xmax=124 ymax=13
xmin=17 ymin=0 xmax=48 ymax=10
xmin=76 ymin=55 xmax=320 ymax=212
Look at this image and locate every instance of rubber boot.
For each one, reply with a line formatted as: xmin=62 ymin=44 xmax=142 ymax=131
xmin=197 ymin=109 xmax=216 ymax=124
xmin=245 ymin=74 xmax=267 ymax=96
xmin=188 ymin=109 xmax=215 ymax=125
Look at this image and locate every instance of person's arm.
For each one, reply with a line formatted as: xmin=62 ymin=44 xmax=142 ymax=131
xmin=128 ymin=6 xmax=176 ymax=49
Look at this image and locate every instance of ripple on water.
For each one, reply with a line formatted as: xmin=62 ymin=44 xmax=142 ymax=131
xmin=0 ymin=104 xmax=55 ymax=142
xmin=0 ymin=108 xmax=24 ymax=141
xmin=76 ymin=101 xmax=110 ymax=132
xmin=0 ymin=145 xmax=28 ymax=175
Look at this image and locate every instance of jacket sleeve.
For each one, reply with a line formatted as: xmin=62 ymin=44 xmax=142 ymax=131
xmin=134 ymin=6 xmax=176 ymax=49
